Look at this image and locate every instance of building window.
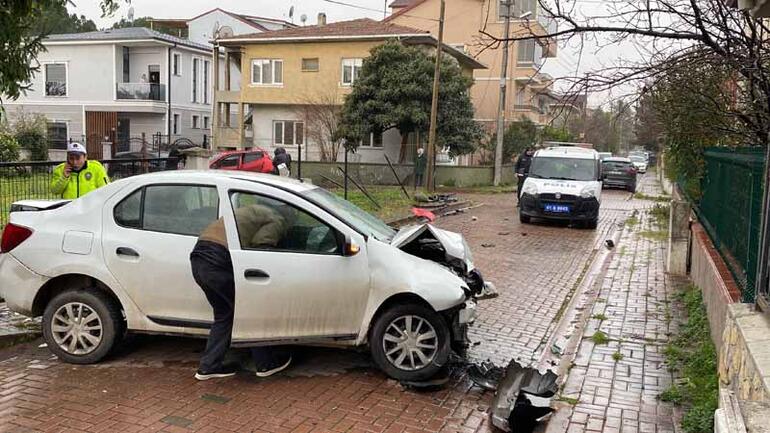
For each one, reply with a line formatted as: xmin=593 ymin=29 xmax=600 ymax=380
xmin=203 ymin=60 xmax=210 ymax=104
xmin=515 ymin=87 xmax=526 ymax=106
xmin=273 ymin=120 xmax=304 ymax=145
xmin=45 ymin=63 xmax=67 ymax=97
xmin=341 ymin=58 xmax=363 ymax=86
xmin=203 ymin=116 xmax=210 ymax=130
xmin=251 ymin=59 xmax=283 ymax=85
xmin=192 ymin=115 xmax=200 ymax=129
xmin=361 ymin=131 xmax=383 ymax=148
xmin=173 ymin=53 xmax=181 ymax=76
xmin=517 ymin=39 xmax=536 ymax=65
xmin=499 ymin=0 xmax=536 ymax=20
xmin=192 ymin=58 xmax=199 ymax=102
xmin=122 ymin=47 xmax=130 ymax=82
xmin=302 ymin=58 xmax=319 ymax=72
xmin=173 ymin=114 xmax=180 ymax=135
xmin=47 ymin=122 xmax=68 ymax=149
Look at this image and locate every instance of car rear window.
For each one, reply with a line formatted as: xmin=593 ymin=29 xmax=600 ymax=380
xmin=603 ymin=161 xmax=632 ymax=170
xmin=114 ymin=185 xmax=219 ymax=236
xmin=243 ymin=152 xmax=265 ymax=164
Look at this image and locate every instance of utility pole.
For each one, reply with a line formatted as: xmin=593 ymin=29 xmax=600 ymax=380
xmin=493 ymin=0 xmax=512 ymax=186
xmin=426 ymin=0 xmax=445 ymax=192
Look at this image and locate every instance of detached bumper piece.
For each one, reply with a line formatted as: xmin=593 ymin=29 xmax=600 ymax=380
xmin=489 ymin=360 xmax=559 ymax=432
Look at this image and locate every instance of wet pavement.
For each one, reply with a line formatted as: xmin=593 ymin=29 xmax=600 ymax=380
xmin=0 ymin=174 xmax=678 ymax=433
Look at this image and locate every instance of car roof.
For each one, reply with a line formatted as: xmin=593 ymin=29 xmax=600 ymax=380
xmin=535 ymin=146 xmax=599 ymax=160
xmin=603 ymin=157 xmax=632 ymax=162
xmin=129 ymin=170 xmax=316 ymax=193
xmin=215 ymin=148 xmax=269 ymax=157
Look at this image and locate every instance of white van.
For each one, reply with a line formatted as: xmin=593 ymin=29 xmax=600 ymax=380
xmin=519 ymin=147 xmax=602 ymax=229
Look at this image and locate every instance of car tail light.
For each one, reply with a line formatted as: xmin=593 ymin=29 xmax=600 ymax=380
xmin=1 ymin=223 xmax=33 ymax=253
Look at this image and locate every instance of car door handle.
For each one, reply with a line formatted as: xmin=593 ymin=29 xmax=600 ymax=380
xmin=244 ymin=269 xmax=270 ymax=279
xmin=116 ymin=247 xmax=139 ymax=257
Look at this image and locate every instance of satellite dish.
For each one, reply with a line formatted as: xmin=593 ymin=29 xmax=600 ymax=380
xmin=127 ymin=6 xmax=135 ymax=22
xmin=219 ymin=26 xmax=234 ymax=39
xmin=300 ymin=14 xmax=307 ymax=26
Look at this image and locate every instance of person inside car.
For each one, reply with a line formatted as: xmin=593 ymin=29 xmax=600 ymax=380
xmin=190 ymin=202 xmax=295 ymax=380
xmin=50 ymin=142 xmax=110 ymax=199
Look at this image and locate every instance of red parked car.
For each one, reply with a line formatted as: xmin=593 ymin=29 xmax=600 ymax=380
xmin=209 ymin=149 xmax=274 ymax=173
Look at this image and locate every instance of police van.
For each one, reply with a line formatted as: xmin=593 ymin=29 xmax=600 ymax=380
xmin=519 ymin=146 xmax=602 ymax=229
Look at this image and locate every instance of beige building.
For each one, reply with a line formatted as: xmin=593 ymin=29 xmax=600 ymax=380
xmin=212 ymin=17 xmax=485 ymax=163
xmin=386 ymin=0 xmax=558 ymax=130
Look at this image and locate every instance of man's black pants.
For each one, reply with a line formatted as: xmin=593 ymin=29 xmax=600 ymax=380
xmin=190 ymin=240 xmax=289 ymax=373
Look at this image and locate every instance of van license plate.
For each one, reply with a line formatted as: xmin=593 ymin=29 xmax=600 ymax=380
xmin=544 ymin=203 xmax=571 ymax=213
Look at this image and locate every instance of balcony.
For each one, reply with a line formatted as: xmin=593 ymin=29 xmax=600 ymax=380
xmin=116 ymin=83 xmax=166 ymax=101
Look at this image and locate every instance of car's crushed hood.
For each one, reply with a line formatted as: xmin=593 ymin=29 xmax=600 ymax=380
xmin=390 ymin=224 xmax=474 ymax=274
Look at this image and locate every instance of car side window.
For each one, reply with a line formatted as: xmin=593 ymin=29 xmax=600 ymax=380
xmin=230 ymin=191 xmax=341 ymax=255
xmin=114 ymin=188 xmax=142 ymax=229
xmin=243 ymin=152 xmax=264 ymax=164
xmin=215 ymin=155 xmax=240 ymax=169
xmin=114 ymin=185 xmax=219 ymax=236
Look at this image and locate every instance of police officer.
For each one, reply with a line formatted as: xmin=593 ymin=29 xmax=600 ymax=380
xmin=50 ymin=142 xmax=109 ymax=199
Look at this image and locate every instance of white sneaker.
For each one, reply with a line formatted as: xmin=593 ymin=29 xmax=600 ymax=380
xmin=255 ymin=356 xmax=292 ymax=378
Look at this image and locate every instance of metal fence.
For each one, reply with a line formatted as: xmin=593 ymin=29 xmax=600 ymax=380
xmin=0 ymin=158 xmax=178 ymax=228
xmin=689 ymin=147 xmax=766 ymax=302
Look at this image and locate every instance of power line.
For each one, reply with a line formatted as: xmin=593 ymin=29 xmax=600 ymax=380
xmin=320 ymin=0 xmax=440 ymax=22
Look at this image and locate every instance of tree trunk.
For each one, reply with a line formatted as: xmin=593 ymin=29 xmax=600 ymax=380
xmin=398 ymin=131 xmax=409 ymax=164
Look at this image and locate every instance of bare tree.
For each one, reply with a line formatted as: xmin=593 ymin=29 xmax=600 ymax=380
xmin=295 ymin=91 xmax=344 ymax=162
xmin=474 ymin=0 xmax=770 ymax=145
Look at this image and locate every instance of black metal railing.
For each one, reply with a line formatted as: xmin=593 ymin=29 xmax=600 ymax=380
xmin=0 ymin=158 xmax=178 ymax=228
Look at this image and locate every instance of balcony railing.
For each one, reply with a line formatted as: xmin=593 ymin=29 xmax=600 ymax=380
xmin=116 ymin=83 xmax=165 ymax=101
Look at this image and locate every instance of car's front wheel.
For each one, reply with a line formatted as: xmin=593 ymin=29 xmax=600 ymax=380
xmin=42 ymin=289 xmax=123 ymax=364
xmin=370 ymin=304 xmax=450 ymax=382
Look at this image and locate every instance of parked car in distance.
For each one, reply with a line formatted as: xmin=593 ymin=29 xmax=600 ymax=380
xmin=629 ymin=155 xmax=648 ymax=173
xmin=107 ymin=151 xmax=176 ymax=178
xmin=519 ymin=146 xmax=602 ymax=229
xmin=598 ymin=152 xmax=612 ymax=161
xmin=0 ymin=171 xmax=494 ymax=381
xmin=601 ymin=157 xmax=637 ymax=192
xmin=210 ymin=149 xmax=274 ymax=174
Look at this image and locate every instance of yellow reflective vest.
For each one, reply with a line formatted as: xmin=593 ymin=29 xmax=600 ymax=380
xmin=50 ymin=160 xmax=110 ymax=199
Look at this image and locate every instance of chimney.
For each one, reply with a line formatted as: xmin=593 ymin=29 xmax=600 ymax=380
xmin=317 ymin=13 xmax=327 ymax=26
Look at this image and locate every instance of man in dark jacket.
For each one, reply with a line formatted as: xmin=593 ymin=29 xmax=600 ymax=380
xmin=190 ymin=203 xmax=293 ymax=380
xmin=515 ymin=147 xmax=535 ymax=199
xmin=414 ymin=147 xmax=427 ymax=188
xmin=272 ymin=147 xmax=292 ymax=176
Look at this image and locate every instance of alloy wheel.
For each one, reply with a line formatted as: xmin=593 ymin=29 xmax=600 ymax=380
xmin=382 ymin=315 xmax=438 ymax=371
xmin=50 ymin=302 xmax=103 ymax=355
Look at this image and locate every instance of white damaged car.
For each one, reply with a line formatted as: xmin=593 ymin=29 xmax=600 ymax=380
xmin=0 ymin=171 xmax=494 ymax=381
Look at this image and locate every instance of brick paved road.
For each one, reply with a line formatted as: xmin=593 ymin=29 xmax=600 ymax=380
xmin=0 ymin=176 xmax=661 ymax=433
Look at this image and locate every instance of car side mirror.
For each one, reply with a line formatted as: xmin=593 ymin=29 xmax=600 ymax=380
xmin=343 ymin=234 xmax=360 ymax=257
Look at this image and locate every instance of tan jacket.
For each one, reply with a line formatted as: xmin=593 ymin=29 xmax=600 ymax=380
xmin=199 ymin=204 xmax=289 ymax=249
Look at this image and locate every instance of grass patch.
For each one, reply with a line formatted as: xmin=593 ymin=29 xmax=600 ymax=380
xmin=0 ymin=172 xmax=57 ymax=227
xmin=659 ymin=285 xmax=718 ymax=433
xmin=556 ymin=395 xmax=580 ymax=405
xmin=639 ymin=230 xmax=668 ymax=241
xmin=649 ymin=203 xmax=670 ymax=229
xmin=626 ymin=211 xmax=640 ymax=227
xmin=591 ymin=331 xmax=610 ymax=345
xmin=634 ymin=192 xmax=670 ymax=202
xmin=331 ymin=186 xmax=415 ymax=221
xmin=612 ymin=351 xmax=624 ymax=362
xmin=592 ymin=313 xmax=608 ymax=321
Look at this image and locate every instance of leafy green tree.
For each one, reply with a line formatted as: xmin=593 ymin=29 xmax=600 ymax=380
xmin=541 ymin=125 xmax=574 ymax=142
xmin=13 ymin=112 xmax=48 ymax=161
xmin=26 ymin=2 xmax=96 ymax=36
xmin=338 ymin=42 xmax=482 ymax=159
xmin=0 ymin=132 xmax=21 ymax=162
xmin=0 ymin=0 xmax=121 ymax=102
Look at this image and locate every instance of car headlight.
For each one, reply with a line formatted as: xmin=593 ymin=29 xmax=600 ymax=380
xmin=580 ymin=186 xmax=596 ymax=198
xmin=522 ymin=182 xmax=538 ymax=196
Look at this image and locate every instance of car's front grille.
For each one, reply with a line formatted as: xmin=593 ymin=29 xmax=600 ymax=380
xmin=539 ymin=193 xmax=578 ymax=203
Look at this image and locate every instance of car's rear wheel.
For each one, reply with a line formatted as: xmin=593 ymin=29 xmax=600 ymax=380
xmin=42 ymin=289 xmax=123 ymax=364
xmin=585 ymin=218 xmax=599 ymax=230
xmin=370 ymin=304 xmax=450 ymax=382
xmin=520 ymin=214 xmax=531 ymax=224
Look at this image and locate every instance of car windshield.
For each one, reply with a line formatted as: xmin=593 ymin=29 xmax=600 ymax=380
xmin=529 ymin=157 xmax=598 ymax=181
xmin=630 ymin=156 xmax=646 ymax=163
xmin=302 ymin=187 xmax=396 ymax=242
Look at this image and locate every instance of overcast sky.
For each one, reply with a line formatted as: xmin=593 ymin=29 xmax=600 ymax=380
xmin=68 ymin=0 xmax=636 ymax=107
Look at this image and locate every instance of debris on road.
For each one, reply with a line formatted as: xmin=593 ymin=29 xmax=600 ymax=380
xmin=489 ymin=360 xmax=559 ymax=432
xmin=481 ymin=243 xmax=495 ymax=248
xmin=605 ymin=239 xmax=615 ymax=248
